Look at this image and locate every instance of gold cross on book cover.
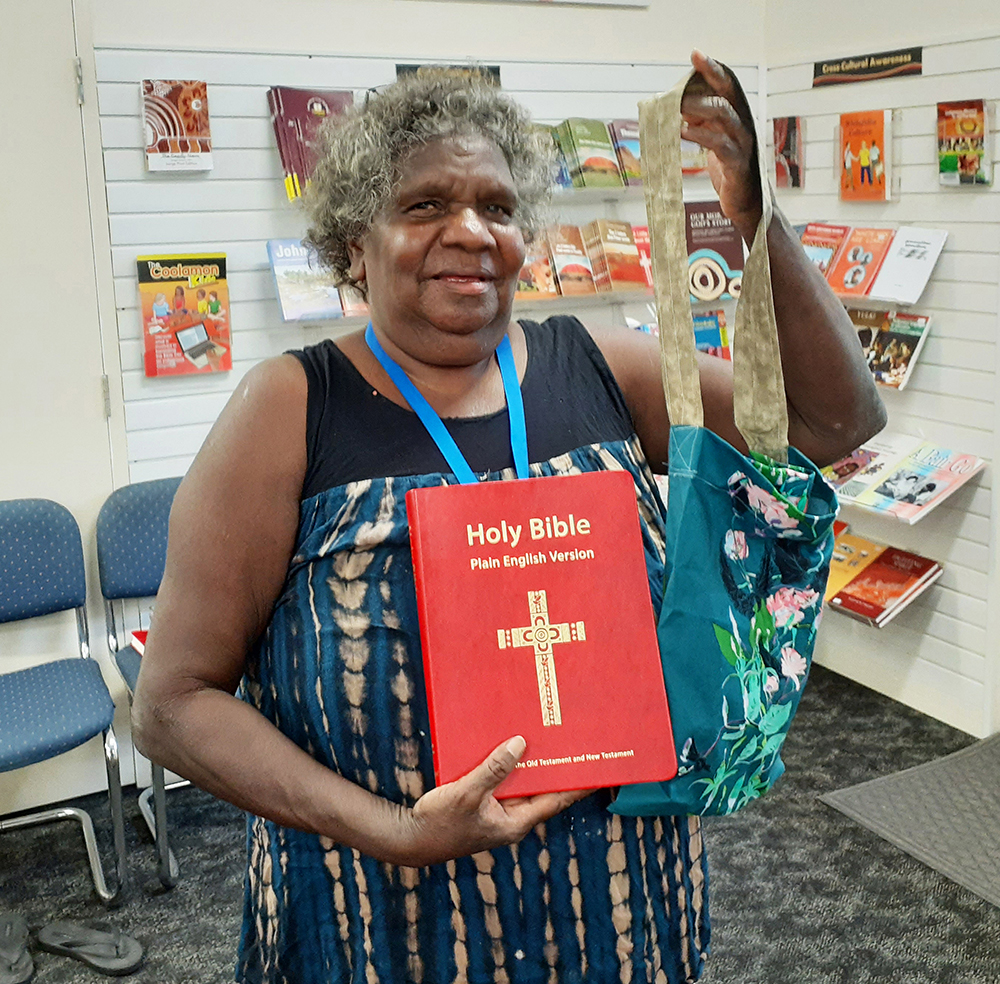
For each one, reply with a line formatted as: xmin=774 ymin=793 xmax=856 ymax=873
xmin=407 ymin=469 xmax=677 ymax=798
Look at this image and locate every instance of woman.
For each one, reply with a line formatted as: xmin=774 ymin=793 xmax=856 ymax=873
xmin=134 ymin=52 xmax=884 ymax=984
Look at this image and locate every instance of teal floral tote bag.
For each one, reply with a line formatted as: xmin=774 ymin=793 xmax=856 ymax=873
xmin=612 ymin=68 xmax=838 ymax=818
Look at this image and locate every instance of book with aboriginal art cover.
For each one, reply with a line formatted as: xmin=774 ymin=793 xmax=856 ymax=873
xmin=142 ymin=80 xmax=212 ymax=171
xmin=407 ymin=469 xmax=677 ymax=797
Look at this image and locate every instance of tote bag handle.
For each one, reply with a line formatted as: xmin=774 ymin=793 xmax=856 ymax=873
xmin=639 ymin=67 xmax=788 ymax=463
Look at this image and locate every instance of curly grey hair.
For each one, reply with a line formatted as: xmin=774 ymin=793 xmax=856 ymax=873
xmin=303 ymin=70 xmax=555 ymax=294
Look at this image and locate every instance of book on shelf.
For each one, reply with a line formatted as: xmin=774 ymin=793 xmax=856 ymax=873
xmin=822 ymin=432 xmax=985 ymax=523
xmin=267 ymin=87 xmax=354 ymax=201
xmin=136 ymin=254 xmax=231 ymax=378
xmin=555 ymin=118 xmax=624 ymax=189
xmin=515 ymin=239 xmax=558 ymax=301
xmin=846 ymin=306 xmax=892 ymax=360
xmin=267 ymin=240 xmax=343 ymax=322
xmin=839 ymin=109 xmax=892 ymax=202
xmin=773 ymin=116 xmax=804 ymax=188
xmin=407 ymin=469 xmax=677 ymax=797
xmin=868 ymin=227 xmax=948 ymax=305
xmin=799 ymin=222 xmax=851 ymax=275
xmin=536 ymin=125 xmax=574 ymax=190
xmin=681 ymin=138 xmax=710 ymax=175
xmin=937 ymin=99 xmax=992 ymax=187
xmin=693 ymin=309 xmax=730 ymax=360
xmin=826 ymin=533 xmax=942 ymax=628
xmin=865 ymin=311 xmax=931 ymax=390
xmin=684 ymin=201 xmax=744 ymax=303
xmin=631 ymin=225 xmax=654 ymax=289
xmin=141 ymin=79 xmax=212 ymax=171
xmin=582 ymin=219 xmax=648 ymax=292
xmin=608 ymin=119 xmax=642 ymax=186
xmin=547 ymin=225 xmax=597 ymax=295
xmin=824 ymin=226 xmax=894 ymax=297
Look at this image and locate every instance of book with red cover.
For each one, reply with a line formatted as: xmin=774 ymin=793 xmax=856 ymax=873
xmin=828 ymin=547 xmax=942 ymax=627
xmin=407 ymin=470 xmax=677 ymax=798
xmin=800 ymin=222 xmax=851 ymax=275
xmin=825 ymin=227 xmax=895 ymax=297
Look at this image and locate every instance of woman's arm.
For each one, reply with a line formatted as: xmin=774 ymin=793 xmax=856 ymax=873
xmin=133 ymin=354 xmax=582 ymax=867
xmin=595 ymin=52 xmax=886 ymax=470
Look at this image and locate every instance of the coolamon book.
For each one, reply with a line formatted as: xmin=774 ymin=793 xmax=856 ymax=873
xmin=407 ymin=469 xmax=677 ymax=798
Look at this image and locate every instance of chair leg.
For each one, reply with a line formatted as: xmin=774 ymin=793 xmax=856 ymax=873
xmin=102 ymin=726 xmax=128 ymax=906
xmin=137 ymin=771 xmax=186 ymax=887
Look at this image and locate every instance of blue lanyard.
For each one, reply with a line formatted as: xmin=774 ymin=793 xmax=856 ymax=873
xmin=364 ymin=323 xmax=529 ymax=484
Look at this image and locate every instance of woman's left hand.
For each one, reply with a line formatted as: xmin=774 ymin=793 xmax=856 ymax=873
xmin=681 ymin=49 xmax=762 ymax=242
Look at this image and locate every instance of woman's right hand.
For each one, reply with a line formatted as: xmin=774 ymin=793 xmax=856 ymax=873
xmin=381 ymin=736 xmax=590 ymax=867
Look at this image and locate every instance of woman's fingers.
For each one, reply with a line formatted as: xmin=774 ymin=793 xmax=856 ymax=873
xmin=460 ymin=735 xmax=526 ymax=801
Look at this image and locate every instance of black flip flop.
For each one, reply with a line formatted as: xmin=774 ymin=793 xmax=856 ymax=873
xmin=36 ymin=920 xmax=143 ymax=977
xmin=0 ymin=911 xmax=32 ymax=984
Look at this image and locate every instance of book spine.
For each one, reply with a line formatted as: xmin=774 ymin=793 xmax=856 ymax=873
xmin=582 ymin=221 xmax=611 ymax=291
xmin=405 ymin=493 xmax=444 ymax=783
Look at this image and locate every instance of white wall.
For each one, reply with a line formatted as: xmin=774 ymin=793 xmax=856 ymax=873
xmin=768 ymin=29 xmax=1000 ymax=737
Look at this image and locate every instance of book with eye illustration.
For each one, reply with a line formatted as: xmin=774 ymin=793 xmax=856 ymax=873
xmin=822 ymin=433 xmax=985 ymax=524
xmin=407 ymin=469 xmax=677 ymax=798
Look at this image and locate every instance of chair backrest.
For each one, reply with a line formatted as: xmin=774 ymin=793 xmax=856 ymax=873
xmin=0 ymin=499 xmax=87 ymax=624
xmin=96 ymin=477 xmax=182 ymax=601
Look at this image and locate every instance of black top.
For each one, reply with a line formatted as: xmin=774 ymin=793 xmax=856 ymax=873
xmin=288 ymin=315 xmax=635 ymax=500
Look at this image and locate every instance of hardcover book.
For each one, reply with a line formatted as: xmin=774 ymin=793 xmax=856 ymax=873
xmin=825 ymin=227 xmax=895 ymax=297
xmin=938 ymin=99 xmax=992 ymax=186
xmin=800 ymin=222 xmax=851 ymax=275
xmin=828 ymin=543 xmax=942 ymax=628
xmin=136 ymin=254 xmax=231 ymax=378
xmin=823 ymin=433 xmax=985 ymax=524
xmin=555 ymin=118 xmax=624 ymax=189
xmin=515 ymin=239 xmax=558 ymax=301
xmin=407 ymin=470 xmax=677 ymax=798
xmin=547 ymin=225 xmax=597 ymax=295
xmin=866 ymin=311 xmax=931 ymax=390
xmin=684 ymin=202 xmax=744 ymax=302
xmin=868 ymin=227 xmax=948 ymax=305
xmin=839 ymin=109 xmax=892 ymax=201
xmin=267 ymin=240 xmax=343 ymax=322
xmin=142 ymin=80 xmax=212 ymax=171
xmin=582 ymin=220 xmax=648 ymax=292
xmin=608 ymin=119 xmax=642 ymax=185
xmin=773 ymin=116 xmax=804 ymax=188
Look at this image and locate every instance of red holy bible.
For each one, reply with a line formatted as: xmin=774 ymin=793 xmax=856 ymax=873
xmin=407 ymin=469 xmax=676 ymax=798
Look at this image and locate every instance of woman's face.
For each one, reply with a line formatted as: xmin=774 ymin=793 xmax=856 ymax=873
xmin=349 ymin=132 xmax=526 ymax=364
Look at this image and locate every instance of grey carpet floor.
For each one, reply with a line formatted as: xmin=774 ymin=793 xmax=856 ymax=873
xmin=2 ymin=665 xmax=999 ymax=983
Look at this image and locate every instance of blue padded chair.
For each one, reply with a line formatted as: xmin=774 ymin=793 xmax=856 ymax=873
xmin=0 ymin=498 xmax=127 ymax=905
xmin=96 ymin=476 xmax=184 ymax=888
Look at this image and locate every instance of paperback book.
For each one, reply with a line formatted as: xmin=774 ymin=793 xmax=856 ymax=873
xmin=136 ymin=254 xmax=231 ymax=378
xmin=823 ymin=433 xmax=985 ymax=523
xmin=773 ymin=116 xmax=804 ymax=188
xmin=555 ymin=119 xmax=624 ymax=189
xmin=142 ymin=80 xmax=212 ymax=171
xmin=608 ymin=119 xmax=642 ymax=185
xmin=267 ymin=240 xmax=343 ymax=322
xmin=582 ymin=220 xmax=648 ymax=292
xmin=938 ymin=99 xmax=992 ymax=186
xmin=338 ymin=284 xmax=369 ymax=318
xmin=865 ymin=311 xmax=931 ymax=390
xmin=799 ymin=222 xmax=851 ymax=275
xmin=631 ymin=225 xmax=654 ymax=289
xmin=839 ymin=109 xmax=892 ymax=201
xmin=407 ymin=469 xmax=677 ymax=797
xmin=515 ymin=239 xmax=558 ymax=301
xmin=869 ymin=227 xmax=948 ymax=305
xmin=693 ymin=309 xmax=730 ymax=360
xmin=826 ymin=533 xmax=942 ymax=628
xmin=684 ymin=202 xmax=744 ymax=302
xmin=547 ymin=225 xmax=597 ymax=295
xmin=825 ymin=226 xmax=894 ymax=296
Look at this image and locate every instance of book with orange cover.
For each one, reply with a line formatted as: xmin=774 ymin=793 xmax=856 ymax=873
xmin=824 ymin=533 xmax=886 ymax=602
xmin=515 ymin=239 xmax=558 ymax=301
xmin=407 ymin=469 xmax=677 ymax=798
xmin=800 ymin=222 xmax=851 ymax=275
xmin=581 ymin=220 xmax=649 ymax=292
xmin=828 ymin=545 xmax=942 ymax=627
xmin=839 ymin=110 xmax=892 ymax=201
xmin=938 ymin=99 xmax=991 ymax=186
xmin=825 ymin=227 xmax=895 ymax=297
xmin=547 ymin=225 xmax=597 ymax=295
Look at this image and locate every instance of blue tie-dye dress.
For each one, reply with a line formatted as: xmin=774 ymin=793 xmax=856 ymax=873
xmin=237 ymin=317 xmax=710 ymax=984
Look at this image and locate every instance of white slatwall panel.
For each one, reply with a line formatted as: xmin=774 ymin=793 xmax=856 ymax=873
xmin=769 ymin=36 xmax=1000 ymax=737
xmin=96 ymin=46 xmax=757 ymax=483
